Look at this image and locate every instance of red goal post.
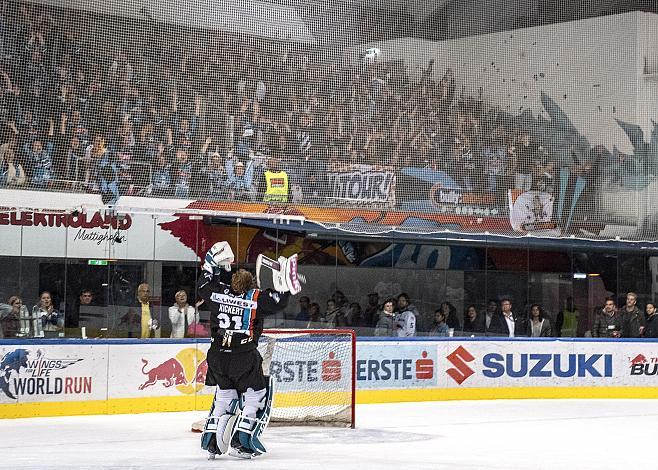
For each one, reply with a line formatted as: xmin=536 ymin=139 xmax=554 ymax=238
xmin=261 ymin=329 xmax=356 ymax=429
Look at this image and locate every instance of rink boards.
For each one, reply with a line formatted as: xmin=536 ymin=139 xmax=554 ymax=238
xmin=1 ymin=337 xmax=658 ymax=418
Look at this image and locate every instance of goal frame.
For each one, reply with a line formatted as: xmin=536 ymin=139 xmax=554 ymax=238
xmin=264 ymin=328 xmax=357 ymax=429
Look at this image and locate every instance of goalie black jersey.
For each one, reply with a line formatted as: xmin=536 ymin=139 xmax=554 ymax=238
xmin=198 ymin=270 xmax=289 ymax=352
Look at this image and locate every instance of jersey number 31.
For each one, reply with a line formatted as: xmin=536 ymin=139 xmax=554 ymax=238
xmin=217 ymin=312 xmax=243 ymax=330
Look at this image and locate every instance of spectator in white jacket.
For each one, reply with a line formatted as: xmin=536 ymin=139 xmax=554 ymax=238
xmin=168 ymin=290 xmax=198 ymax=339
xmin=395 ymin=293 xmax=417 ymax=337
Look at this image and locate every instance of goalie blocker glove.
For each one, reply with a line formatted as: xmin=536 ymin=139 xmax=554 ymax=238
xmin=271 ymin=254 xmax=302 ymax=295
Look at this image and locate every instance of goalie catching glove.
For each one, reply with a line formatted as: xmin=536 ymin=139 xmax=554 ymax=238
xmin=203 ymin=241 xmax=234 ymax=276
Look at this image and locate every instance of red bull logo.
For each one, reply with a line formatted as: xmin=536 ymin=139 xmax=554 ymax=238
xmin=629 ymin=354 xmax=648 ymax=365
xmin=629 ymin=353 xmax=658 ymax=376
xmin=138 ymin=348 xmax=207 ymax=394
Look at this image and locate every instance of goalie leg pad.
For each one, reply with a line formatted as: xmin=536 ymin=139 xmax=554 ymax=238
xmin=201 ymin=387 xmax=239 ymax=456
xmin=231 ymin=377 xmax=274 ymax=456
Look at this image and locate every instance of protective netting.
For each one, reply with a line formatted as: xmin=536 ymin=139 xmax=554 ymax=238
xmin=259 ymin=329 xmax=355 ymax=427
xmin=2 ymin=2 xmax=658 ymax=240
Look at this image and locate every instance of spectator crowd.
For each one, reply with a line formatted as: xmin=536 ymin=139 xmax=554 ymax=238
xmin=3 ymin=287 xmax=657 ymax=339
xmin=0 ymin=1 xmax=608 ymax=227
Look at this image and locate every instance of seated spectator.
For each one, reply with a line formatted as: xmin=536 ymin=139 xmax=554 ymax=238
xmin=428 ymin=309 xmax=449 ymax=336
xmin=374 ymin=298 xmax=397 ymax=336
xmin=591 ymin=297 xmax=621 ymax=338
xmin=395 ymin=293 xmax=417 ymax=337
xmin=119 ymin=283 xmax=161 ymax=338
xmin=168 ymin=290 xmax=199 ymax=339
xmin=33 ymin=291 xmax=63 ymax=338
xmin=527 ymin=303 xmax=552 ymax=337
xmin=643 ymin=302 xmax=658 ymax=338
xmin=463 ymin=304 xmax=485 ymax=334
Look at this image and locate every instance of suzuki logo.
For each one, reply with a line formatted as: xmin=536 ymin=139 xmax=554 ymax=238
xmin=446 ymin=346 xmax=475 ymax=384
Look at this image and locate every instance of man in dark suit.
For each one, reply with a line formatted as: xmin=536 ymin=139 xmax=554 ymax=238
xmin=488 ymin=298 xmax=524 ymax=337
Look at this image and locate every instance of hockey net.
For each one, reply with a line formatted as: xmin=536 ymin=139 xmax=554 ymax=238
xmin=260 ymin=329 xmax=356 ymax=428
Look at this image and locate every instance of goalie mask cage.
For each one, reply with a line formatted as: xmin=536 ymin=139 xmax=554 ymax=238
xmin=260 ymin=329 xmax=356 ymax=429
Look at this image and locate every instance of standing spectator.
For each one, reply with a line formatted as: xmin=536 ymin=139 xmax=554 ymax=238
xmin=395 ymin=293 xmax=417 ymax=337
xmin=374 ymin=298 xmax=397 ymax=336
xmin=463 ymin=304 xmax=485 ymax=334
xmin=206 ymin=151 xmax=227 ymax=199
xmin=294 ymin=296 xmax=310 ymax=323
xmin=67 ymin=288 xmax=93 ymax=329
xmin=428 ymin=309 xmax=449 ymax=336
xmin=324 ymin=298 xmax=347 ymax=327
xmin=363 ymin=292 xmax=380 ymax=327
xmin=527 ymin=304 xmax=552 ymax=337
xmin=349 ymin=302 xmax=366 ymax=328
xmin=0 ymin=297 xmax=20 ymax=338
xmin=591 ymin=297 xmax=621 ymax=338
xmin=332 ymin=290 xmax=351 ymax=324
xmin=24 ymin=119 xmax=55 ymax=187
xmin=439 ymin=302 xmax=461 ymax=330
xmin=119 ymin=283 xmax=161 ymax=339
xmin=620 ymin=292 xmax=643 ymax=337
xmin=483 ymin=299 xmax=499 ymax=332
xmin=0 ymin=140 xmax=25 ymax=186
xmin=226 ymin=158 xmax=255 ymax=200
xmin=488 ymin=298 xmax=518 ymax=337
xmin=168 ymin=290 xmax=198 ymax=339
xmin=262 ymin=155 xmax=288 ymax=203
xmin=151 ymin=145 xmax=172 ymax=197
xmin=306 ymin=302 xmax=323 ymax=329
xmin=173 ymin=148 xmax=192 ymax=198
xmin=555 ymin=296 xmax=579 ymax=338
xmin=643 ymin=302 xmax=658 ymax=338
xmin=33 ymin=291 xmax=63 ymax=338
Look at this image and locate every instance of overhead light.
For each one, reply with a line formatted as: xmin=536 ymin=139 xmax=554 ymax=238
xmin=573 ymin=273 xmax=587 ymax=279
xmin=588 ymin=273 xmax=601 ymax=277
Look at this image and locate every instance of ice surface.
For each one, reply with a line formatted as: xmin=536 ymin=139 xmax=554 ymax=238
xmin=1 ymin=399 xmax=656 ymax=469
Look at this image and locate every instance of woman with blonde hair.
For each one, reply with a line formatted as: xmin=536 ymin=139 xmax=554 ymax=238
xmin=168 ymin=290 xmax=199 ymax=338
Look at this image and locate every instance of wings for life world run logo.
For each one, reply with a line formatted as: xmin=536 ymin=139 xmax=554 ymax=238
xmin=0 ymin=349 xmax=90 ymax=400
xmin=138 ymin=348 xmax=207 ymax=395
